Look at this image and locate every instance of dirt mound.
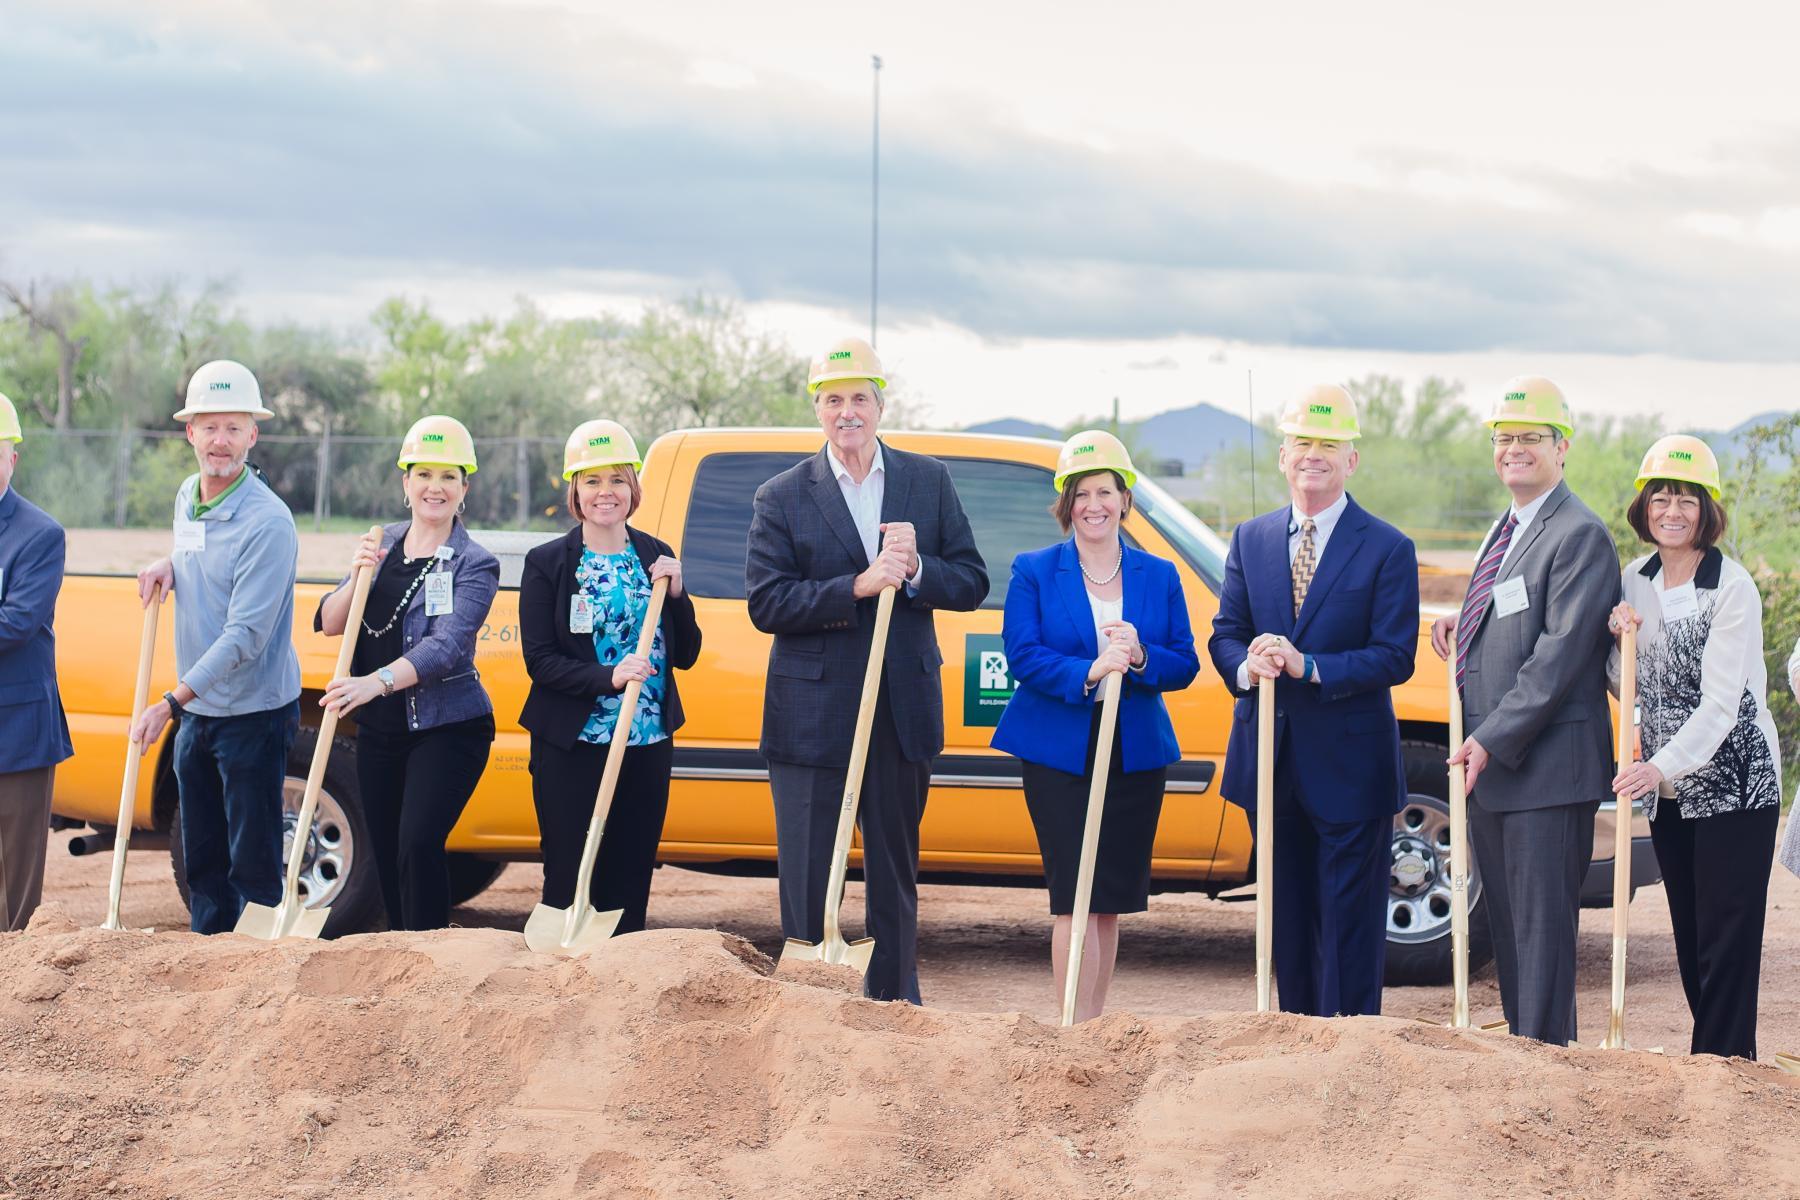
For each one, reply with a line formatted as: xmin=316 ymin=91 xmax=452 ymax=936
xmin=3 ymin=905 xmax=1796 ymax=1199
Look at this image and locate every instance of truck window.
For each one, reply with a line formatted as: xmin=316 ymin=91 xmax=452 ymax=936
xmin=684 ymin=452 xmax=807 ymax=599
xmin=941 ymin=458 xmax=1064 ymax=610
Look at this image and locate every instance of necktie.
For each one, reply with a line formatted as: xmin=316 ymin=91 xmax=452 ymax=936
xmin=1291 ymin=518 xmax=1318 ymax=617
xmin=1455 ymin=514 xmax=1519 ymax=688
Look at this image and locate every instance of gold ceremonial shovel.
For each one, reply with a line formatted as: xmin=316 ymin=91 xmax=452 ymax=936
xmin=1061 ymin=669 xmax=1123 ymax=1026
xmin=100 ymin=580 xmax=163 ymax=931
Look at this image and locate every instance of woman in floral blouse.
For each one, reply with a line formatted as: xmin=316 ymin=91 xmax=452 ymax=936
xmin=518 ymin=420 xmax=702 ymax=934
xmin=1608 ymin=435 xmax=1779 ymax=1060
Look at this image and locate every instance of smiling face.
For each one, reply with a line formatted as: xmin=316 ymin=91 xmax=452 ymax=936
xmin=402 ymin=463 xmax=467 ymax=521
xmin=813 ymin=378 xmax=883 ymax=459
xmin=574 ymin=465 xmax=638 ymax=529
xmin=1490 ymin=422 xmax=1567 ymax=498
xmin=185 ymin=413 xmax=258 ymax=480
xmin=1055 ymin=469 xmax=1130 ymax=541
xmin=1278 ymin=436 xmax=1357 ymax=510
xmin=1644 ymin=486 xmax=1702 ymax=552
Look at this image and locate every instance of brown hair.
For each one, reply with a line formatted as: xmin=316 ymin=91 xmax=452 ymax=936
xmin=567 ymin=463 xmax=643 ymax=523
xmin=1050 ymin=469 xmax=1133 ymax=534
xmin=1627 ymin=478 xmax=1726 ymax=550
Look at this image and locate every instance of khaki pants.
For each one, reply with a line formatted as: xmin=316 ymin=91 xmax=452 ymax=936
xmin=0 ymin=765 xmax=55 ymax=932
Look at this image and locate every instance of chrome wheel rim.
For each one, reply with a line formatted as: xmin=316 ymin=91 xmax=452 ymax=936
xmin=1387 ymin=796 xmax=1481 ymax=945
xmin=281 ymin=776 xmax=352 ymax=909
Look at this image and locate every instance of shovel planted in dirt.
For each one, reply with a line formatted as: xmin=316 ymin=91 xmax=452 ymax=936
xmin=1600 ymin=624 xmax=1637 ymax=1050
xmin=1255 ymin=672 xmax=1274 ymax=1014
xmin=779 ymin=585 xmax=896 ymax=977
xmin=1446 ymin=648 xmax=1472 ymax=1029
xmin=100 ymin=581 xmax=164 ymax=932
xmin=236 ymin=527 xmax=382 ymax=941
xmin=524 ymin=576 xmax=670 ymax=956
xmin=1061 ymin=669 xmax=1123 ymax=1027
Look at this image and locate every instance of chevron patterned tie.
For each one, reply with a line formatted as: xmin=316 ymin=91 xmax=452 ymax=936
xmin=1455 ymin=513 xmax=1519 ymax=689
xmin=1291 ymin=518 xmax=1318 ymax=617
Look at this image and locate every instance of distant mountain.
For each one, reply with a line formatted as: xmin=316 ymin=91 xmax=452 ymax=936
xmin=1136 ymin=403 xmax=1262 ymax=468
xmin=960 ymin=417 xmax=1061 ymax=440
xmin=1700 ymin=410 xmax=1792 ymax=462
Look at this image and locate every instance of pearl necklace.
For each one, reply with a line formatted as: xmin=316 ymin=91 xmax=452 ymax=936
xmin=1079 ymin=541 xmax=1124 ymax=587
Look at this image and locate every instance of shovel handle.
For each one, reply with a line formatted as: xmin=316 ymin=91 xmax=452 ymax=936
xmin=1605 ymin=625 xmax=1636 ymax=1048
xmin=567 ymin=575 xmax=671 ymax=930
xmin=282 ymin=527 xmax=383 ymax=904
xmin=103 ymin=582 xmax=164 ymax=929
xmin=1061 ymin=669 xmax=1121 ymax=1027
xmin=1255 ymin=673 xmax=1274 ymax=1013
xmin=1447 ymin=648 xmax=1470 ymax=1028
xmin=818 ymin=586 xmax=897 ymax=952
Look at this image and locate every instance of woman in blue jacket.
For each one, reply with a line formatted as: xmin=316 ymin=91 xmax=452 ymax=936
xmin=992 ymin=431 xmax=1200 ymax=1022
xmin=315 ymin=416 xmax=500 ymax=931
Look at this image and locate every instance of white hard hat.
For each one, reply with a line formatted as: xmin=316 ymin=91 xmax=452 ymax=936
xmin=173 ymin=359 xmax=274 ymax=421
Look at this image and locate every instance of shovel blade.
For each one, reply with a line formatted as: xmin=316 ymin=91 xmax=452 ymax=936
xmin=523 ymin=901 xmax=623 ymax=956
xmin=235 ymin=899 xmax=330 ymax=941
xmin=779 ymin=934 xmax=877 ymax=977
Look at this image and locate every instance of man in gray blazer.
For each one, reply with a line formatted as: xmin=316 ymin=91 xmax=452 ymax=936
xmin=1431 ymin=376 xmax=1619 ymax=1045
xmin=746 ymin=337 xmax=989 ymax=1004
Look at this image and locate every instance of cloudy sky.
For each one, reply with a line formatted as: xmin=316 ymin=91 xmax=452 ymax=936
xmin=5 ymin=0 xmax=1799 ymax=431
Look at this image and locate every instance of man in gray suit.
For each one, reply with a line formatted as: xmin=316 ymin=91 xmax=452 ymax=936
xmin=746 ymin=336 xmax=989 ymax=1004
xmin=1431 ymin=376 xmax=1619 ymax=1045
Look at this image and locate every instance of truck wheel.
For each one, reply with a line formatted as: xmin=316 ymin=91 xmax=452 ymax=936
xmin=169 ymin=725 xmax=383 ymax=937
xmin=447 ymin=854 xmax=505 ymax=906
xmin=1383 ymin=740 xmax=1496 ymax=987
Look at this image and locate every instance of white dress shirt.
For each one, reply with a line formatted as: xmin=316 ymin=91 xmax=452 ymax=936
xmin=1234 ymin=491 xmax=1345 ymax=689
xmin=1491 ymin=484 xmax=1555 ymax=575
xmin=825 ymin=440 xmax=924 ymax=589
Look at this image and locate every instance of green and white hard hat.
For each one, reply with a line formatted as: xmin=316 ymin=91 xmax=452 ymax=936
xmin=173 ymin=359 xmax=274 ymax=420
xmin=1486 ymin=375 xmax=1574 ymax=438
xmin=1636 ymin=434 xmax=1721 ymax=499
xmin=397 ymin=414 xmax=479 ymax=474
xmin=1277 ymin=384 xmax=1361 ymax=441
xmin=0 ymin=392 xmax=20 ymax=442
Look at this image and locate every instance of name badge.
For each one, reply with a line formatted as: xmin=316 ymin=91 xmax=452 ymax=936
xmin=1660 ymin=581 xmax=1699 ymax=623
xmin=174 ymin=518 xmax=206 ymax=554
xmin=424 ymin=571 xmax=455 ymax=617
xmin=570 ymin=595 xmax=595 ymax=634
xmin=1492 ymin=576 xmax=1529 ymax=618
xmin=434 ymin=545 xmax=456 ymax=561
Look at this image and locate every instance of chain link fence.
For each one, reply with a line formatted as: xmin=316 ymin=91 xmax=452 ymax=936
xmin=14 ymin=427 xmax=572 ymax=531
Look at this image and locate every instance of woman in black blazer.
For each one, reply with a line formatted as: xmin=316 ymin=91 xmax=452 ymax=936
xmin=519 ymin=420 xmax=701 ymax=934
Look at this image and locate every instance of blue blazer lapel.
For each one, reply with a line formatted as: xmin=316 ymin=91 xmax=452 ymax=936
xmin=0 ymin=489 xmax=16 ymax=541
xmin=1055 ymin=539 xmax=1092 ymax=650
xmin=1292 ymin=497 xmax=1369 ymax=640
xmin=1254 ymin=512 xmax=1296 ymax=637
xmin=877 ymin=439 xmax=912 ymax=531
xmin=1121 ymin=543 xmax=1148 ymax=635
xmin=806 ymin=448 xmax=871 ymax=569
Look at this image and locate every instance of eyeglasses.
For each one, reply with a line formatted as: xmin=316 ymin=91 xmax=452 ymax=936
xmin=1489 ymin=432 xmax=1557 ymax=447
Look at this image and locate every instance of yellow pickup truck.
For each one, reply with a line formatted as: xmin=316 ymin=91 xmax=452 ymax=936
xmin=51 ymin=428 xmax=1654 ymax=982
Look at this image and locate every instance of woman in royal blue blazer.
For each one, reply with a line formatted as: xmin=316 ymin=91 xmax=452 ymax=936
xmin=992 ymin=432 xmax=1200 ymax=1022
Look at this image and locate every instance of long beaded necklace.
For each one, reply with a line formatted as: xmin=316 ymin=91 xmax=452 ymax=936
xmin=362 ymin=554 xmax=436 ymax=638
xmin=1079 ymin=540 xmax=1124 ymax=587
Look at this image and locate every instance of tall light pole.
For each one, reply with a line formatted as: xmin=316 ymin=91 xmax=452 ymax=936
xmin=870 ymin=53 xmax=882 ymax=348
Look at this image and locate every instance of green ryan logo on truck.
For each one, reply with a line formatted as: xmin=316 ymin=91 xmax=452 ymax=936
xmin=963 ymin=633 xmax=1019 ymax=727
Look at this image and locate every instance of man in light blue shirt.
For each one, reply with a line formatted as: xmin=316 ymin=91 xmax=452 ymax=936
xmin=132 ymin=360 xmax=301 ymax=934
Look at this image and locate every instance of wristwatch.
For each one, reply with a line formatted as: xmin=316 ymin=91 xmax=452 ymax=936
xmin=376 ymin=667 xmax=396 ymax=697
xmin=163 ymin=691 xmax=185 ymax=718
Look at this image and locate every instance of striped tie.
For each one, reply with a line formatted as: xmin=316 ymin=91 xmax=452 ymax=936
xmin=1455 ymin=514 xmax=1518 ymax=689
xmin=1291 ymin=518 xmax=1317 ymax=616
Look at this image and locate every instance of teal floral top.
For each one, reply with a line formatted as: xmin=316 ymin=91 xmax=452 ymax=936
xmin=576 ymin=544 xmax=669 ymax=746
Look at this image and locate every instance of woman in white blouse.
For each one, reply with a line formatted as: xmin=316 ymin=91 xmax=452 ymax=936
xmin=1608 ymin=435 xmax=1780 ymax=1060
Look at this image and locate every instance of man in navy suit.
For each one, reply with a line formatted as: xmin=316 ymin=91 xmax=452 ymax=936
xmin=1208 ymin=385 xmax=1420 ymax=1017
xmin=0 ymin=393 xmax=74 ymax=931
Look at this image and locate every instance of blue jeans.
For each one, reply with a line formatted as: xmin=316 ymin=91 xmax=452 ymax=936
xmin=174 ymin=701 xmax=299 ymax=934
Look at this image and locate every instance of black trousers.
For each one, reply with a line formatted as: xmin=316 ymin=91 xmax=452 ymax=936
xmin=1651 ymin=802 xmax=1780 ymax=1059
xmin=770 ymin=689 xmax=930 ymax=1004
xmin=356 ymin=715 xmax=494 ymax=931
xmin=530 ymin=735 xmax=673 ymax=935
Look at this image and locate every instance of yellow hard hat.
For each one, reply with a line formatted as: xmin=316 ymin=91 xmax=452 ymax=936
xmin=397 ymin=414 xmax=479 ymax=474
xmin=1486 ymin=375 xmax=1574 ymax=437
xmin=562 ymin=419 xmax=643 ymax=479
xmin=1635 ymin=434 xmax=1721 ymax=499
xmin=173 ymin=359 xmax=274 ymax=420
xmin=1277 ymin=385 xmax=1361 ymax=441
xmin=808 ymin=336 xmax=887 ymax=394
xmin=1054 ymin=429 xmax=1139 ymax=493
xmin=0 ymin=392 xmax=20 ymax=442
